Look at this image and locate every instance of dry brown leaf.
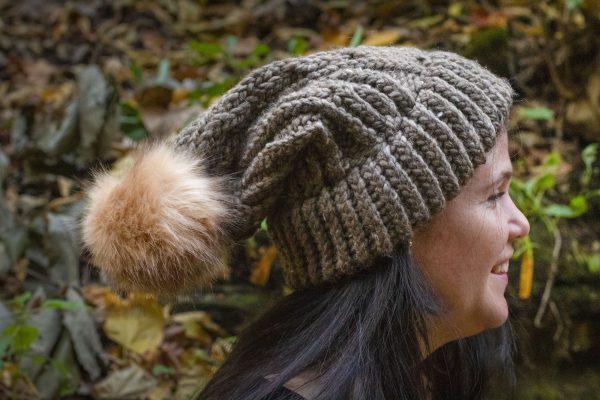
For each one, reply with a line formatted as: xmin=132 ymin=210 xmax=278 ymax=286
xmin=172 ymin=311 xmax=226 ymax=337
xmin=81 ymin=284 xmax=113 ymax=308
xmin=321 ymin=27 xmax=353 ymax=47
xmin=171 ymin=316 xmax=212 ymax=346
xmin=250 ymin=245 xmax=278 ymax=287
xmin=94 ymin=363 xmax=158 ymax=399
xmin=148 ymin=382 xmax=174 ymax=400
xmin=40 ymin=82 xmax=75 ymax=107
xmin=363 ymin=30 xmax=402 ymax=46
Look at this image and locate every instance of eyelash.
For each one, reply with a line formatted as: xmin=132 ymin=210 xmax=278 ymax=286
xmin=488 ymin=192 xmax=506 ymax=203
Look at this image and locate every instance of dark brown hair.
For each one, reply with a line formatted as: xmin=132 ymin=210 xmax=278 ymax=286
xmin=197 ymin=243 xmax=516 ymax=400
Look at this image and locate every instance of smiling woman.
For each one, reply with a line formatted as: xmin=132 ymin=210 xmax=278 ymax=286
xmin=82 ymin=46 xmax=529 ymax=399
xmin=412 ymin=130 xmax=530 ymax=349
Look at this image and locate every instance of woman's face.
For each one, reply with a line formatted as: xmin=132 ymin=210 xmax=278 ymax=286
xmin=411 ymin=131 xmax=530 ymax=348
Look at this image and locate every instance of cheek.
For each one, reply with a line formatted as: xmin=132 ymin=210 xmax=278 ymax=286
xmin=412 ymin=206 xmax=507 ymax=304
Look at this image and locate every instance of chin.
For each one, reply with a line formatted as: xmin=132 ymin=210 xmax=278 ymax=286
xmin=482 ymin=299 xmax=509 ymax=331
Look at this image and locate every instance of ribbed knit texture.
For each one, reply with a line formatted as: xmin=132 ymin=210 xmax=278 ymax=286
xmin=175 ymin=46 xmax=514 ymax=288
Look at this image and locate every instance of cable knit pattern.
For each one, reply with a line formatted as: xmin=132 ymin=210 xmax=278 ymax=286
xmin=175 ymin=46 xmax=513 ymax=288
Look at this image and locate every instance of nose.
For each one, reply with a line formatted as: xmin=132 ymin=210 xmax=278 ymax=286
xmin=508 ymin=196 xmax=530 ymax=240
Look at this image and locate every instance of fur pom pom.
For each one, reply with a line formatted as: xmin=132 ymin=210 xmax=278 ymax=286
xmin=82 ymin=143 xmax=233 ymax=296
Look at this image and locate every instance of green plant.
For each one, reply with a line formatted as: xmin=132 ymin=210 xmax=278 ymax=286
xmin=0 ymin=292 xmax=83 ymax=395
xmin=287 ymin=37 xmax=309 ymax=55
xmin=187 ymin=36 xmax=271 ymax=71
xmin=510 ymin=143 xmax=599 ymax=327
xmin=571 ymin=240 xmax=600 ymax=274
xmin=0 ymin=292 xmax=37 ymax=369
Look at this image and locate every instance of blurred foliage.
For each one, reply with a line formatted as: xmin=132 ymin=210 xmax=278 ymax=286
xmin=0 ymin=0 xmax=599 ymax=398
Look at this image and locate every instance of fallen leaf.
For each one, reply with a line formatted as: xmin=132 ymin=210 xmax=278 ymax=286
xmin=140 ymin=104 xmax=203 ymax=139
xmin=94 ymin=364 xmax=157 ymax=399
xmin=56 ymin=176 xmax=76 ymax=198
xmin=36 ymin=101 xmax=78 ymax=157
xmin=250 ymin=245 xmax=278 ymax=287
xmin=135 ymin=85 xmax=173 ymax=109
xmin=77 ymin=65 xmax=120 ymax=162
xmin=363 ymin=30 xmax=402 ymax=46
xmin=174 ymin=373 xmax=208 ymax=400
xmin=22 ymin=59 xmax=57 ymax=87
xmin=147 ymin=381 xmax=174 ymax=400
xmin=210 ymin=337 xmax=233 ymax=364
xmin=172 ymin=311 xmax=226 ymax=344
xmin=63 ymin=287 xmax=105 ymax=380
xmin=104 ymin=294 xmax=166 ymax=355
xmin=19 ymin=301 xmax=62 ymax=380
xmin=33 ymin=331 xmax=80 ymax=400
xmin=45 ymin=212 xmax=81 ymax=286
xmin=80 ymin=284 xmax=113 ymax=309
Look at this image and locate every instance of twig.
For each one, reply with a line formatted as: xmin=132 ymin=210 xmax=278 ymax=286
xmin=534 ymin=225 xmax=562 ymax=327
xmin=543 ymin=49 xmax=577 ymax=100
xmin=548 ymin=300 xmax=563 ymax=341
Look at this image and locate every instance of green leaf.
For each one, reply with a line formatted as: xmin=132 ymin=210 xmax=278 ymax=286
xmin=130 ymin=60 xmax=143 ymax=86
xmin=544 ymin=151 xmax=561 ymax=168
xmin=152 ymin=364 xmax=175 ymax=376
xmin=260 ymin=218 xmax=268 ymax=231
xmin=120 ymin=101 xmax=148 ymax=142
xmin=155 ymin=59 xmax=170 ymax=85
xmin=189 ymin=78 xmax=235 ymax=107
xmin=252 ymin=43 xmax=271 ymax=57
xmin=4 ymin=324 xmax=39 ymax=353
xmin=350 ymin=25 xmax=364 ymax=47
xmin=567 ymin=0 xmax=584 ymax=10
xmin=581 ymin=143 xmax=598 ymax=187
xmin=517 ymin=106 xmax=554 ymax=121
xmin=42 ymin=299 xmax=86 ymax=311
xmin=543 ymin=204 xmax=578 ymax=218
xmin=588 ymin=189 xmax=600 ymax=198
xmin=533 ymin=173 xmax=555 ymax=192
xmin=0 ymin=334 xmax=10 ymax=361
xmin=585 ymin=255 xmax=600 ymax=273
xmin=582 ymin=143 xmax=598 ymax=168
xmin=31 ymin=354 xmax=47 ymax=365
xmin=187 ymin=41 xmax=223 ymax=61
xmin=224 ymin=35 xmax=238 ymax=57
xmin=9 ymin=291 xmax=32 ymax=309
xmin=568 ymin=195 xmax=587 ymax=216
xmin=288 ymin=37 xmax=308 ymax=55
xmin=409 ymin=14 xmax=445 ymax=28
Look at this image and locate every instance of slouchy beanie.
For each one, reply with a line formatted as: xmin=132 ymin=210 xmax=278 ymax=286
xmin=82 ymin=46 xmax=514 ymax=295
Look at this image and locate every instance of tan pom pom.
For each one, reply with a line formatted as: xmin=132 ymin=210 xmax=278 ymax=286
xmin=82 ymin=143 xmax=233 ymax=296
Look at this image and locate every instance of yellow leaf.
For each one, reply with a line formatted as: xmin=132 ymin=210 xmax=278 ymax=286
xmin=363 ymin=30 xmax=402 ymax=46
xmin=172 ymin=313 xmax=214 ymax=345
xmin=172 ymin=311 xmax=226 ymax=337
xmin=250 ymin=245 xmax=278 ymax=287
xmin=519 ymin=250 xmax=534 ymax=300
xmin=104 ymin=293 xmax=166 ymax=354
xmin=147 ymin=382 xmax=173 ymax=400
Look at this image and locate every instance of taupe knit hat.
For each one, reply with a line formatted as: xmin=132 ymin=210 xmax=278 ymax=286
xmin=82 ymin=46 xmax=514 ymax=295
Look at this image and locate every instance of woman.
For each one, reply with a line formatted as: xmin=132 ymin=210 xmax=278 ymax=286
xmin=82 ymin=46 xmax=530 ymax=399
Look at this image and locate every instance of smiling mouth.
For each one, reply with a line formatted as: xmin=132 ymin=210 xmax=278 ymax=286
xmin=491 ymin=260 xmax=509 ymax=274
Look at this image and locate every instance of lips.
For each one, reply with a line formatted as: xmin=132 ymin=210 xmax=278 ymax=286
xmin=491 ymin=260 xmax=509 ymax=274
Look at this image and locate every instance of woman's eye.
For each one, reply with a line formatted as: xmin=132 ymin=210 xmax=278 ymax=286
xmin=487 ymin=192 xmax=506 ymax=203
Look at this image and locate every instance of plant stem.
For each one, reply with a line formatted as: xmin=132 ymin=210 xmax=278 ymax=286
xmin=534 ymin=224 xmax=562 ymax=327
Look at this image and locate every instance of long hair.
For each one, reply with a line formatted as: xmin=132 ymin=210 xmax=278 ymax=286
xmin=198 ymin=244 xmax=516 ymax=400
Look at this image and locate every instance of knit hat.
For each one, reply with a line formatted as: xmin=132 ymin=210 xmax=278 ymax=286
xmin=82 ymin=46 xmax=514 ymax=295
